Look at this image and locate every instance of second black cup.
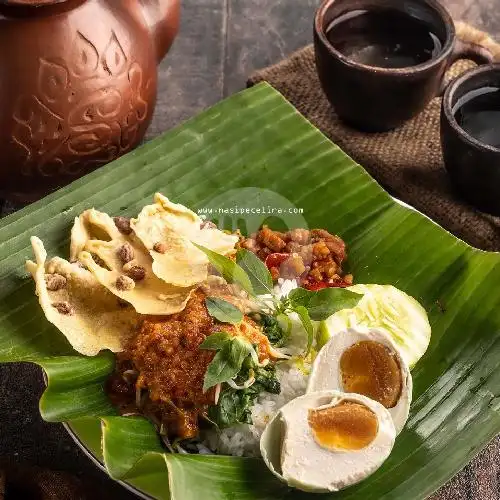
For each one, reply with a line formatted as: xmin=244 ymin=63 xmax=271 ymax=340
xmin=441 ymin=64 xmax=500 ymax=216
xmin=314 ymin=0 xmax=493 ymax=132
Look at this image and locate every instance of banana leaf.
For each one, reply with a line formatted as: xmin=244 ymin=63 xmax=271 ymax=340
xmin=1 ymin=82 xmax=499 ymax=500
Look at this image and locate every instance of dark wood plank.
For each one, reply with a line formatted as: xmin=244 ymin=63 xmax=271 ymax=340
xmin=224 ymin=0 xmax=322 ymax=96
xmin=147 ymin=0 xmax=226 ymax=138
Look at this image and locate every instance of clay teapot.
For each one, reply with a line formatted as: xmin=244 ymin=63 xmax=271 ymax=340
xmin=0 ymin=0 xmax=179 ymax=202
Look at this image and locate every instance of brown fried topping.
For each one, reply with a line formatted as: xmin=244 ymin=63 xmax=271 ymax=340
xmin=257 ymin=226 xmax=286 ymax=252
xmin=45 ymin=273 xmax=67 ymax=291
xmin=153 ymin=242 xmax=167 ymax=254
xmin=126 ymin=265 xmax=146 ymax=282
xmin=52 ymin=301 xmax=74 ymax=315
xmin=117 ymin=243 xmax=135 ymax=264
xmin=239 ymin=225 xmax=348 ymax=288
xmin=113 ymin=216 xmax=133 ymax=235
xmin=116 ymin=275 xmax=136 ymax=291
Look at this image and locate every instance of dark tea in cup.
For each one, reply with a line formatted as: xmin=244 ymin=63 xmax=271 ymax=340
xmin=453 ymin=86 xmax=500 ymax=149
xmin=326 ymin=9 xmax=443 ymax=69
xmin=441 ymin=65 xmax=500 ymax=216
xmin=314 ymin=0 xmax=493 ymax=132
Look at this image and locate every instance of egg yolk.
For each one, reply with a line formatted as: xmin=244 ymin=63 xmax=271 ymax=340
xmin=340 ymin=340 xmax=402 ymax=408
xmin=308 ymin=401 xmax=378 ymax=451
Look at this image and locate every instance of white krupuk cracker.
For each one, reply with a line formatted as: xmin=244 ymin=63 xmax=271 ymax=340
xmin=73 ymin=209 xmax=195 ymax=315
xmin=26 ymin=237 xmax=138 ymax=356
xmin=131 ymin=193 xmax=238 ymax=287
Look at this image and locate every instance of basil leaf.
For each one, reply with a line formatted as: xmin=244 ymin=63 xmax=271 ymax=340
xmin=202 ymin=337 xmax=253 ymax=392
xmin=205 ymin=297 xmax=243 ymax=324
xmin=229 ymin=337 xmax=253 ymax=368
xmin=193 ymin=243 xmax=253 ymax=295
xmin=199 ymin=331 xmax=233 ymax=351
xmin=203 ymin=343 xmax=241 ymax=392
xmin=294 ymin=305 xmax=314 ymax=355
xmin=288 ymin=287 xmax=362 ymax=321
xmin=236 ymin=249 xmax=274 ymax=295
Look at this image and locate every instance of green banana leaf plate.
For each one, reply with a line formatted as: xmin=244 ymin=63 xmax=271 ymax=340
xmin=1 ymin=82 xmax=500 ymax=500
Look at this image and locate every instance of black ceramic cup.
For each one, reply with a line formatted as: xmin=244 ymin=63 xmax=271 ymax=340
xmin=441 ymin=65 xmax=500 ymax=216
xmin=314 ymin=0 xmax=493 ymax=132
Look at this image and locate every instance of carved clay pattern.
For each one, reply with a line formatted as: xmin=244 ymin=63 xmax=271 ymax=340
xmin=102 ymin=32 xmax=128 ymax=77
xmin=12 ymin=30 xmax=149 ymax=178
xmin=71 ymin=32 xmax=100 ymax=78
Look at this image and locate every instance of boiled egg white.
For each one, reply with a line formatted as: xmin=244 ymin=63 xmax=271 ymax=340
xmin=307 ymin=326 xmax=412 ymax=434
xmin=260 ymin=390 xmax=396 ymax=492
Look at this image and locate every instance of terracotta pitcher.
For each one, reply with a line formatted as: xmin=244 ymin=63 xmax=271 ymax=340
xmin=0 ymin=0 xmax=180 ymax=202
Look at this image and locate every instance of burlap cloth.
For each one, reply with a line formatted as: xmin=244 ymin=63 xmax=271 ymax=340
xmin=249 ymin=22 xmax=500 ymax=252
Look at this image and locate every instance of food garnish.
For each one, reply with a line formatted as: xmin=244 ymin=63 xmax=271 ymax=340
xmin=204 ymin=297 xmax=243 ymax=324
xmin=287 ymin=286 xmax=362 ymax=321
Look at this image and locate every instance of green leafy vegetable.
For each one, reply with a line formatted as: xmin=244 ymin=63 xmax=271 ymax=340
xmin=236 ymin=249 xmax=274 ymax=295
xmin=253 ymin=364 xmax=281 ymax=394
xmin=205 ymin=297 xmax=243 ymax=324
xmin=208 ymin=365 xmax=280 ymax=428
xmin=203 ymin=344 xmax=239 ymax=392
xmin=199 ymin=331 xmax=232 ymax=350
xmin=208 ymin=389 xmax=251 ymax=427
xmin=258 ymin=313 xmax=286 ymax=345
xmin=201 ymin=335 xmax=256 ymax=392
xmin=288 ymin=286 xmax=362 ymax=321
xmin=193 ymin=243 xmax=253 ymax=294
xmin=228 ymin=338 xmax=252 ymax=372
xmin=294 ymin=305 xmax=314 ymax=355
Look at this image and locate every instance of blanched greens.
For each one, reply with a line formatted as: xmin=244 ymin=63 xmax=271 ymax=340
xmin=208 ymin=364 xmax=280 ymax=428
xmin=259 ymin=313 xmax=286 ymax=345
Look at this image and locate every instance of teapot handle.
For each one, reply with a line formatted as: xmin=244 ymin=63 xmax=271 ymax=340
xmin=140 ymin=0 xmax=180 ymax=62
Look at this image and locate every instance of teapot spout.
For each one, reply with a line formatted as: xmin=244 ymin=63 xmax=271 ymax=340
xmin=140 ymin=0 xmax=180 ymax=62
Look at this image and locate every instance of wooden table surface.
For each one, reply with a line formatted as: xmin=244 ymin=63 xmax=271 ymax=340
xmin=1 ymin=1 xmax=500 ymax=499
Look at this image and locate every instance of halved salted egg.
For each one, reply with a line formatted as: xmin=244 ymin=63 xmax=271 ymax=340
xmin=260 ymin=390 xmax=396 ymax=492
xmin=307 ymin=326 xmax=412 ymax=434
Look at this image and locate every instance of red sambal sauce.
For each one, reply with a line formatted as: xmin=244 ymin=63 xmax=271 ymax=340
xmin=239 ymin=226 xmax=353 ymax=289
